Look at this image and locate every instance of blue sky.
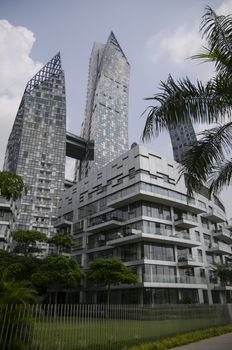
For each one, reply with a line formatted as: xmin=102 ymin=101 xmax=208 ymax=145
xmin=0 ymin=0 xmax=232 ymax=215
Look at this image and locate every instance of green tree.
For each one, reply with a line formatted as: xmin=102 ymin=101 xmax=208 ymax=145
xmin=87 ymin=258 xmax=138 ymax=304
xmin=0 ymin=273 xmax=38 ymax=349
xmin=12 ymin=230 xmax=48 ymax=256
xmin=0 ymin=171 xmax=26 ymax=200
xmin=31 ymin=255 xmax=84 ymax=303
xmin=215 ymin=264 xmax=232 ymax=286
xmin=142 ymin=6 xmax=232 ymax=196
xmin=48 ymin=232 xmax=74 ymax=255
xmin=0 ymin=276 xmax=38 ymax=305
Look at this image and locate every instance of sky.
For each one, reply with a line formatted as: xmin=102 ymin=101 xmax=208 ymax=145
xmin=0 ymin=0 xmax=232 ymax=216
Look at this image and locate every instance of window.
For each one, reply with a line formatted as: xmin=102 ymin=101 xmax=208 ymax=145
xmin=144 ymin=243 xmax=174 ymax=261
xmin=197 ymin=249 xmax=203 ymax=262
xmin=195 ymin=231 xmax=200 ymax=242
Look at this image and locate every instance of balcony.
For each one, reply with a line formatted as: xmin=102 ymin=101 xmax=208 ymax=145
xmin=207 ymin=242 xmax=232 ymax=255
xmin=107 ymin=230 xmax=200 ymax=248
xmin=203 ymin=208 xmax=225 ymax=223
xmin=86 ymin=216 xmax=125 ymax=233
xmin=143 ymin=274 xmax=207 ymax=287
xmin=55 ymin=217 xmax=72 ymax=228
xmin=212 ymin=228 xmax=232 ymax=244
xmin=108 ymin=183 xmax=204 ymax=214
xmin=177 ymin=253 xmax=204 ymax=268
xmin=0 ymin=231 xmax=7 ymax=241
xmin=174 ymin=214 xmax=198 ymax=229
xmin=210 ymin=277 xmax=232 ymax=290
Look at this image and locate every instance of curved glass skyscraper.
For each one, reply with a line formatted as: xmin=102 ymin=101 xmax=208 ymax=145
xmin=77 ymin=32 xmax=130 ymax=179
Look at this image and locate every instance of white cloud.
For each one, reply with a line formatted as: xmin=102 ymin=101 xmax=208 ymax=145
xmin=145 ymin=0 xmax=232 ymax=76
xmin=0 ymin=20 xmax=43 ymax=169
xmin=217 ymin=0 xmax=232 ymax=15
xmin=146 ymin=25 xmax=201 ymax=66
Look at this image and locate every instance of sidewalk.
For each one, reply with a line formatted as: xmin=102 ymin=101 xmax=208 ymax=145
xmin=171 ymin=332 xmax=232 ymax=350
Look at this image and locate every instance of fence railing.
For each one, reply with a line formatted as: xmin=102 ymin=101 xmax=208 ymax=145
xmin=0 ymin=303 xmax=231 ymax=350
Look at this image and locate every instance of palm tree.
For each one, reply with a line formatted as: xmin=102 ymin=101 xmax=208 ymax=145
xmin=0 ymin=273 xmax=38 ymax=349
xmin=142 ymin=6 xmax=232 ymax=196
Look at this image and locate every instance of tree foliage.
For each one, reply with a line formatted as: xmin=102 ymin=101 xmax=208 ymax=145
xmin=12 ymin=230 xmax=47 ymax=256
xmin=0 ymin=277 xmax=38 ymax=305
xmin=0 ymin=255 xmax=41 ymax=283
xmin=31 ymin=256 xmax=84 ymax=302
xmin=0 ymin=171 xmax=26 ymax=200
xmin=48 ymin=232 xmax=74 ymax=255
xmin=142 ymin=6 xmax=232 ymax=195
xmin=215 ymin=264 xmax=232 ymax=285
xmin=0 ymin=274 xmax=37 ymax=349
xmin=87 ymin=258 xmax=138 ymax=304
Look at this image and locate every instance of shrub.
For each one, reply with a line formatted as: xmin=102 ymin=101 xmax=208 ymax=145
xmin=123 ymin=325 xmax=232 ymax=350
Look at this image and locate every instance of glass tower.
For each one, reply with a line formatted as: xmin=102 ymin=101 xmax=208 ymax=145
xmin=4 ymin=53 xmax=66 ymax=236
xmin=168 ymin=118 xmax=197 ymax=163
xmin=77 ymin=32 xmax=130 ymax=179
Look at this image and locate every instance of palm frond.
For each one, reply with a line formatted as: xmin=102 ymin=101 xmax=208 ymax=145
xmin=192 ymin=48 xmax=232 ymax=78
xmin=181 ymin=121 xmax=232 ymax=195
xmin=142 ymin=75 xmax=232 ymax=141
xmin=201 ymin=6 xmax=232 ymax=59
xmin=209 ymin=158 xmax=232 ymax=194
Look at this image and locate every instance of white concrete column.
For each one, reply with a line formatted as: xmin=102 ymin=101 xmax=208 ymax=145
xmin=198 ymin=289 xmax=204 ymax=304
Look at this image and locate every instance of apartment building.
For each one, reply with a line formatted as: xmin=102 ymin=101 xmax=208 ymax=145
xmin=57 ymin=145 xmax=232 ymax=304
xmin=0 ymin=196 xmax=12 ymax=251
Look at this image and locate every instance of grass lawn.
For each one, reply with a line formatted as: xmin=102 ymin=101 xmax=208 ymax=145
xmin=32 ymin=317 xmax=225 ymax=350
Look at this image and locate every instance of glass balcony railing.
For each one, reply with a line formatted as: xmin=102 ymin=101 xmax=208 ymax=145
xmin=208 ymin=242 xmax=232 ymax=255
xmin=109 ymin=183 xmax=196 ymax=206
xmin=107 ymin=228 xmax=191 ymax=242
xmin=87 ymin=214 xmax=125 ymax=228
xmin=175 ymin=214 xmax=198 ymax=223
xmin=143 ymin=274 xmax=206 ymax=284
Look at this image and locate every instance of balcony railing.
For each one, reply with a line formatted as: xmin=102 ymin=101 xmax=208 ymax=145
xmin=177 ymin=252 xmax=203 ymax=267
xmin=143 ymin=274 xmax=206 ymax=285
xmin=174 ymin=214 xmax=198 ymax=229
xmin=203 ymin=208 xmax=225 ymax=223
xmin=208 ymin=242 xmax=232 ymax=255
xmin=176 ymin=214 xmax=198 ymax=222
xmin=88 ymin=216 xmax=125 ymax=228
xmin=108 ymin=182 xmax=203 ymax=213
xmin=212 ymin=228 xmax=232 ymax=244
xmin=55 ymin=217 xmax=72 ymax=227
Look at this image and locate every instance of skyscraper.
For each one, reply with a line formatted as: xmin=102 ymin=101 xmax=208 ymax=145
xmin=168 ymin=118 xmax=197 ymax=163
xmin=77 ymin=32 xmax=130 ymax=179
xmin=4 ymin=53 xmax=66 ymax=236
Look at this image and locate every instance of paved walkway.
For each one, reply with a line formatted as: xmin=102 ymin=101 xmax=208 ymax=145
xmin=171 ymin=332 xmax=232 ymax=350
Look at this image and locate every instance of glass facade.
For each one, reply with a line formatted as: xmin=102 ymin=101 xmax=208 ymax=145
xmin=77 ymin=32 xmax=130 ymax=179
xmin=4 ymin=53 xmax=66 ymax=237
xmin=169 ymin=117 xmax=197 ymax=163
xmin=0 ymin=196 xmax=12 ymax=251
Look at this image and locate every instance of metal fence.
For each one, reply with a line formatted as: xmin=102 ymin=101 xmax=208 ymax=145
xmin=0 ymin=303 xmax=231 ymax=350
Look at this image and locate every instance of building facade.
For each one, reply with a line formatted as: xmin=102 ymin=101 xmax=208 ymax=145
xmin=0 ymin=196 xmax=12 ymax=251
xmin=4 ymin=53 xmax=66 ymax=241
xmin=168 ymin=118 xmax=197 ymax=163
xmin=77 ymin=32 xmax=130 ymax=180
xmin=57 ymin=145 xmax=232 ymax=304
